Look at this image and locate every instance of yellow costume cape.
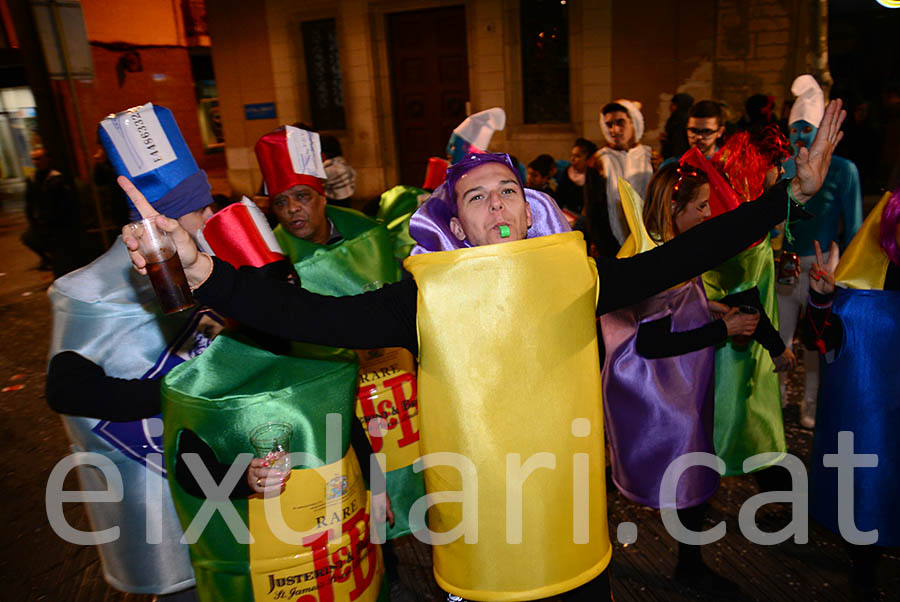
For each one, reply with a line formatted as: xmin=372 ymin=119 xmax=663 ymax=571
xmin=835 ymin=191 xmax=892 ymax=290
xmin=616 ymin=178 xmax=659 ymax=258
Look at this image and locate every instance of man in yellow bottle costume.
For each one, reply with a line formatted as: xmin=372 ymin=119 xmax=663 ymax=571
xmin=121 ymin=100 xmax=844 ymax=601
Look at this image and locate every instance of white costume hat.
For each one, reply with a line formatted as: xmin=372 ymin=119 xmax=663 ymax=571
xmin=600 ymin=99 xmax=645 ymax=144
xmin=788 ymin=74 xmax=825 ymax=128
xmin=453 ymin=107 xmax=506 ymax=150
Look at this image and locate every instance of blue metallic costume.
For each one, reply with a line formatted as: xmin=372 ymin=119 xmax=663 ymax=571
xmin=46 ymin=103 xmax=218 ymax=594
xmin=809 ymin=193 xmax=900 ymax=546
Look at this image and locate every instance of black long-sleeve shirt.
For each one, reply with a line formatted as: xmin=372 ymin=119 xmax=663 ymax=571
xmin=196 ymin=182 xmax=791 ymax=354
xmin=719 ymin=287 xmax=786 ymax=357
xmin=46 ymin=351 xmax=378 ymax=499
xmin=635 ymin=315 xmax=727 ymax=359
xmin=633 ymin=286 xmax=786 ymax=360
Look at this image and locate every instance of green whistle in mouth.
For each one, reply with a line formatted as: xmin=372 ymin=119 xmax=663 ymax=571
xmin=499 ymin=225 xmax=510 ymax=238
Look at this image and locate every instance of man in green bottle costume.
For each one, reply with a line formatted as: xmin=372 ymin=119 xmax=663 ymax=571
xmin=156 ymin=126 xmax=397 ymax=602
xmin=256 ymin=127 xmax=426 ymax=564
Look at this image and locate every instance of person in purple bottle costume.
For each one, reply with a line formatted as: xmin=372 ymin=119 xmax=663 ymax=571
xmin=601 ymin=151 xmax=760 ymax=597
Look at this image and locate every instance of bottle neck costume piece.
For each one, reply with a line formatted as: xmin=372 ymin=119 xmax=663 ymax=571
xmin=275 ymin=205 xmax=401 ymax=295
xmin=616 ymin=176 xmax=659 ymax=258
xmin=423 ymin=157 xmax=450 ymax=189
xmin=197 ymin=198 xmax=288 ymax=270
xmin=99 ymin=102 xmax=213 ymax=221
xmin=255 ymin=125 xmax=328 ymax=197
xmin=680 ymin=147 xmax=741 ymax=219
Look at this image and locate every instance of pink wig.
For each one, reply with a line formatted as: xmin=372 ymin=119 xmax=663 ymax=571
xmin=881 ymin=186 xmax=900 ymax=266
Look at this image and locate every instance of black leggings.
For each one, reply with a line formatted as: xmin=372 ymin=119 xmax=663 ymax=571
xmin=675 ymin=504 xmax=708 ymax=565
xmin=558 ymin=570 xmax=612 ymax=601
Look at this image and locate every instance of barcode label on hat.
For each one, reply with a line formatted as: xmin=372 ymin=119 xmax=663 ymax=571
xmin=101 ymin=102 xmax=176 ymax=177
xmin=285 ymin=125 xmax=327 ymax=179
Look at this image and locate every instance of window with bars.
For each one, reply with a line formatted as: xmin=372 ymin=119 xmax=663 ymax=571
xmin=520 ymin=0 xmax=570 ymax=123
xmin=302 ymin=18 xmax=346 ymax=131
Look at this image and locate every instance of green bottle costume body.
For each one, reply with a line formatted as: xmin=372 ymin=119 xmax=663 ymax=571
xmin=162 ymin=333 xmax=386 ymax=602
xmin=702 ymin=236 xmax=786 ymax=476
xmin=374 ymin=185 xmax=428 ymax=262
xmin=274 ymin=205 xmax=426 ymax=538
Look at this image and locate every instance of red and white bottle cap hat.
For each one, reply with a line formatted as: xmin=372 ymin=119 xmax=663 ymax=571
xmin=196 ymin=198 xmax=286 ymax=269
xmin=254 ymin=126 xmax=327 ymax=197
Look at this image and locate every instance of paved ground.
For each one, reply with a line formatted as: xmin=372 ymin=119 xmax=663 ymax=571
xmin=0 ymin=189 xmax=896 ymax=602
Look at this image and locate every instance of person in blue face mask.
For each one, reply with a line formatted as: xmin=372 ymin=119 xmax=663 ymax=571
xmin=778 ymin=75 xmax=863 ymax=429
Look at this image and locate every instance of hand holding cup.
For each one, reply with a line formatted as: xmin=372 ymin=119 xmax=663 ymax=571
xmin=722 ymin=306 xmax=760 ymax=337
xmin=707 ymin=300 xmax=730 ymax=319
xmin=248 ymin=422 xmax=293 ymax=496
xmin=118 ymin=176 xmax=212 ymax=288
xmin=247 ymin=456 xmax=290 ymax=495
xmin=127 ymin=216 xmax=194 ymax=314
xmin=730 ymin=305 xmax=760 ymax=349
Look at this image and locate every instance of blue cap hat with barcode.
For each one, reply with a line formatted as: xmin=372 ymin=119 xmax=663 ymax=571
xmin=99 ymin=102 xmax=212 ymax=220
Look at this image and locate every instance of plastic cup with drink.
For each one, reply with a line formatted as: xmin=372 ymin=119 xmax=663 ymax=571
xmin=731 ymin=305 xmax=760 ymax=350
xmin=777 ymin=251 xmax=800 ymax=286
xmin=128 ymin=217 xmax=195 ymax=314
xmin=249 ymin=422 xmax=293 ymax=474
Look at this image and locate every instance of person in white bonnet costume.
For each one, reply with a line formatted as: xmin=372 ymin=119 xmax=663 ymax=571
xmin=446 ymin=107 xmax=506 ymax=164
xmin=596 ymin=99 xmax=655 ymax=245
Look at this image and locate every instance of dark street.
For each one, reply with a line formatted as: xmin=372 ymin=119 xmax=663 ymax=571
xmin=0 ymin=194 xmax=896 ymax=601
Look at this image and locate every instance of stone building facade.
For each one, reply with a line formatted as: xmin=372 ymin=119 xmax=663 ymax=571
xmin=207 ymin=0 xmax=824 ymax=202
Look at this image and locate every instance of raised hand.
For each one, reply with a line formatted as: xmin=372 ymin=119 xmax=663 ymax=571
xmin=792 ymin=99 xmax=846 ymax=203
xmin=118 ymin=175 xmax=212 ymax=287
xmin=809 ymin=239 xmax=840 ymax=296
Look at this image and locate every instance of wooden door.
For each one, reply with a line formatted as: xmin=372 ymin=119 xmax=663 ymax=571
xmin=388 ymin=6 xmax=469 ymax=186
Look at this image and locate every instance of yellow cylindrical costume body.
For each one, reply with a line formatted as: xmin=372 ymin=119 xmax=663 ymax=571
xmin=404 ymin=231 xmax=611 ymax=601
